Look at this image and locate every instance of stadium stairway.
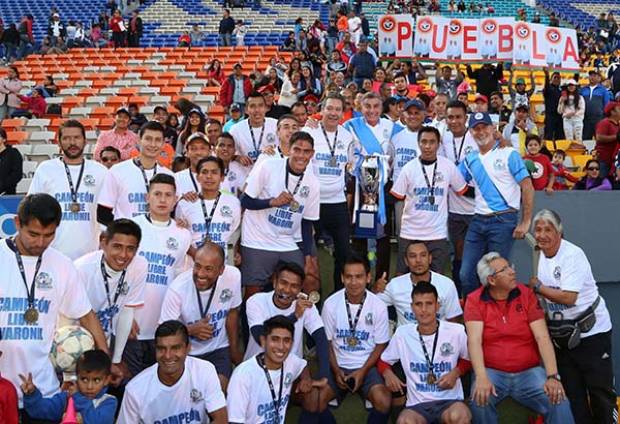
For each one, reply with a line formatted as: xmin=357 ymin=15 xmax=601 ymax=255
xmin=537 ymin=0 xmax=620 ymax=30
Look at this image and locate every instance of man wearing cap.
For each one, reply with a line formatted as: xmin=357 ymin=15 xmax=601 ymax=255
xmin=47 ymin=12 xmax=66 ymax=46
xmin=466 ymin=63 xmax=503 ymax=100
xmin=502 ymin=104 xmax=538 ymax=155
xmin=595 ymin=101 xmax=620 ymax=176
xmin=581 ymin=70 xmax=612 ymax=140
xmin=348 ymin=38 xmax=376 ymax=87
xmin=543 ymin=68 xmax=565 ymax=141
xmin=458 ymin=112 xmax=534 ymax=297
xmin=472 ymin=94 xmax=489 ymax=113
xmin=94 ymin=107 xmax=139 ymax=161
xmin=508 ymin=71 xmax=535 ymax=112
xmin=260 ymin=84 xmax=289 ymax=120
xmin=175 ymin=132 xmax=212 ymax=196
xmin=220 ymin=63 xmax=252 ymax=113
xmin=223 ymin=103 xmax=244 ymax=132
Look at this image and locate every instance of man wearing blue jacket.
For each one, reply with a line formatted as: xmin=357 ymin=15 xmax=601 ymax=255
xmin=581 ymin=70 xmax=612 ymax=140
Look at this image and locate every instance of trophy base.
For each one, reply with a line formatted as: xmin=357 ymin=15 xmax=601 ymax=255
xmin=354 ymin=210 xmax=385 ymax=239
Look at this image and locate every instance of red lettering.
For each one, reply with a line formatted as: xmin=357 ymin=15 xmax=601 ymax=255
xmin=397 ymin=22 xmax=412 ymax=50
xmin=463 ymin=25 xmax=477 ymax=54
xmin=498 ymin=24 xmax=513 ymax=52
xmin=563 ymin=36 xmax=579 ymax=62
xmin=532 ymin=31 xmax=545 ymax=60
xmin=431 ymin=24 xmax=448 ymax=52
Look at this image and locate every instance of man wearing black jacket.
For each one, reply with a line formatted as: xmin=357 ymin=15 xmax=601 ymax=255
xmin=543 ymin=68 xmax=565 ymax=140
xmin=466 ymin=63 xmax=503 ymax=99
xmin=0 ymin=128 xmax=23 ymax=195
xmin=219 ymin=9 xmax=235 ymax=47
xmin=128 ymin=10 xmax=143 ymax=47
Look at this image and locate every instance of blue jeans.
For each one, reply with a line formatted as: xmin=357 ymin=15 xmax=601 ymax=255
xmin=219 ymin=33 xmax=232 ymax=46
xmin=460 ymin=212 xmax=517 ymax=296
xmin=470 ymin=367 xmax=574 ymax=424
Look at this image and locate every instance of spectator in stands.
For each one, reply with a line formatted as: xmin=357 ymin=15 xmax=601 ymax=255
xmin=0 ymin=128 xmax=22 ymax=195
xmin=94 ymin=107 xmax=139 ymax=161
xmin=177 ymin=31 xmax=191 ymax=47
xmin=594 ymin=101 xmax=620 ymax=176
xmin=164 ymin=112 xmax=180 ymax=148
xmin=573 ymin=159 xmax=612 ymax=190
xmin=502 ymin=104 xmax=538 ymax=154
xmin=465 ymin=252 xmax=574 ymax=423
xmin=176 ymin=108 xmax=207 ymax=156
xmin=109 ymin=9 xmax=126 ymax=48
xmin=223 ymin=103 xmax=244 ymax=132
xmin=189 ymin=24 xmax=205 ymax=47
xmin=100 ymin=146 xmax=121 ymax=169
xmin=472 ymin=94 xmax=489 ymax=113
xmin=558 ymin=79 xmax=586 ymax=143
xmin=206 ymin=59 xmax=225 ymax=87
xmin=435 ymin=64 xmax=464 ymax=100
xmin=549 ymin=12 xmax=560 ymax=27
xmin=233 ymin=20 xmax=247 ymax=47
xmin=41 ymin=75 xmax=57 ymax=97
xmin=508 ymin=71 xmax=535 ymax=112
xmin=327 ymin=50 xmax=347 ymax=74
xmin=531 ymin=210 xmax=617 ymax=423
xmin=2 ymin=23 xmax=20 ymax=62
xmin=0 ymin=65 xmax=22 ymax=121
xmin=336 ymin=32 xmax=356 ymax=64
xmin=348 ymin=38 xmax=376 ymax=87
xmin=90 ymin=23 xmax=108 ymax=48
xmin=281 ymin=31 xmax=296 ymax=51
xmin=401 ymin=60 xmax=427 ymax=85
xmin=11 ymin=87 xmax=46 ymax=118
xmin=220 ymin=63 xmax=252 ymax=114
xmin=17 ymin=15 xmax=34 ymax=59
xmin=543 ymin=68 xmax=565 ymax=141
xmin=466 ymin=63 xmax=503 ymax=100
xmin=298 ymin=64 xmax=322 ymax=99
xmin=523 ymin=134 xmax=555 ymax=192
xmin=73 ymin=22 xmax=88 ymax=47
xmin=551 ymin=150 xmax=578 ymax=190
xmin=219 ymin=9 xmax=235 ymax=47
xmin=457 ymin=0 xmax=466 ymax=13
xmin=489 ymin=91 xmax=512 ymax=127
xmin=126 ymin=10 xmax=143 ymax=47
xmin=581 ymin=70 xmax=612 ymax=140
xmin=290 ymin=101 xmax=308 ymax=126
xmin=47 ymin=13 xmax=66 ymax=46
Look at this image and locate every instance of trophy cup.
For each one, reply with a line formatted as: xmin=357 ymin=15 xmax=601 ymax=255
xmin=354 ymin=156 xmax=385 ymax=239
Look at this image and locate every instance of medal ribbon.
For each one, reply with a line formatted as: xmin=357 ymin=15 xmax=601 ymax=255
xmin=249 ymin=121 xmax=266 ymax=158
xmin=188 ymin=170 xmax=200 ymax=193
xmin=345 ymin=291 xmax=366 ymax=339
xmin=7 ymin=239 xmax=42 ymax=312
xmin=99 ymin=256 xmax=127 ymax=309
xmin=62 ymin=158 xmax=85 ymax=205
xmin=195 ymin=279 xmax=218 ymax=319
xmin=257 ymin=353 xmax=284 ymax=424
xmin=134 ymin=158 xmax=157 ymax=193
xmin=284 ymin=164 xmax=305 ymax=198
xmin=199 ymin=192 xmax=221 ymax=242
xmin=320 ymin=123 xmax=339 ymax=161
xmin=418 ymin=321 xmax=440 ymax=379
xmin=419 ymin=158 xmax=438 ymax=200
xmin=451 ymin=130 xmax=468 ymax=165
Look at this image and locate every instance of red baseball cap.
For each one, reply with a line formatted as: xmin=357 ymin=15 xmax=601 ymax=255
xmin=474 ymin=94 xmax=488 ymax=104
xmin=604 ymin=101 xmax=620 ymax=116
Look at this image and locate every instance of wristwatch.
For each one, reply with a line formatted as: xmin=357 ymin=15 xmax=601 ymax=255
xmin=547 ymin=373 xmax=561 ymax=381
xmin=533 ymin=280 xmax=542 ymax=294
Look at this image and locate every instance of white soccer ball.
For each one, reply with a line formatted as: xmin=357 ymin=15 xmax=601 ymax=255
xmin=49 ymin=325 xmax=95 ymax=373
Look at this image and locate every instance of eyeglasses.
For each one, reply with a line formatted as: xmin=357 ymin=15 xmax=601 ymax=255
xmin=491 ymin=263 xmax=515 ymax=276
xmin=587 ymin=167 xmax=600 ymax=171
xmin=100 ymin=157 xmax=117 ymax=163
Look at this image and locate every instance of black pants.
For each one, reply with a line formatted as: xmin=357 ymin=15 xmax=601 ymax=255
xmin=544 ymin=113 xmax=565 ymax=141
xmin=112 ymin=31 xmax=125 ymax=48
xmin=351 ymin=199 xmax=393 ymax=282
xmin=583 ymin=118 xmax=601 ymax=141
xmin=316 ymin=202 xmax=351 ymax=293
xmin=20 ymin=411 xmax=56 ymax=424
xmin=556 ymin=330 xmax=617 ymax=424
xmin=127 ymin=33 xmax=141 ymax=47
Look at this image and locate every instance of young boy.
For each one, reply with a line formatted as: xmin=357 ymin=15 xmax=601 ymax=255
xmin=551 ymin=149 xmax=579 ymax=190
xmin=20 ymin=350 xmax=117 ymax=423
xmin=523 ymin=134 xmax=555 ymax=192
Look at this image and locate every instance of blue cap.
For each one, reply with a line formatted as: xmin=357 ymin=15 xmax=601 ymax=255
xmin=404 ymin=99 xmax=426 ymax=111
xmin=392 ymin=95 xmax=409 ymax=103
xmin=468 ymin=112 xmax=493 ymax=128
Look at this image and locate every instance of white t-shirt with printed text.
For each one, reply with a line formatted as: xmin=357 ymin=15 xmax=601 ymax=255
xmin=159 ymin=266 xmax=242 ymax=356
xmin=227 ymin=353 xmax=307 ymax=424
xmin=175 ymin=168 xmax=201 ymax=197
xmin=0 ymin=240 xmax=92 ymax=407
xmin=230 ymin=118 xmax=279 ymax=162
xmin=222 ymin=161 xmax=250 ymax=196
xmin=132 ymin=214 xmax=192 ymax=340
xmin=438 ymin=130 xmax=477 ymax=215
xmin=118 ymin=356 xmax=227 ymax=424
xmin=321 ymin=289 xmax=389 ymax=369
xmin=28 ymin=158 xmax=108 ymax=259
xmin=391 ymin=127 xmax=420 ymax=183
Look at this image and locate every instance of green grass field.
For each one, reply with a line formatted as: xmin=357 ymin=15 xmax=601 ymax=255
xmin=284 ymin=244 xmax=538 ymax=423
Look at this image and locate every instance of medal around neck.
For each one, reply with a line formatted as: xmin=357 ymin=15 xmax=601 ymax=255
xmin=346 ymin=336 xmax=359 ymax=347
xmin=70 ymin=202 xmax=80 ymax=213
xmin=24 ymin=307 xmax=39 ymax=324
xmin=289 ymin=200 xmax=300 ymax=212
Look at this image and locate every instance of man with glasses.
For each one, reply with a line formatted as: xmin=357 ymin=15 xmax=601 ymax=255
xmin=99 ymin=146 xmax=121 ymax=169
xmin=465 ymin=252 xmax=574 ymax=424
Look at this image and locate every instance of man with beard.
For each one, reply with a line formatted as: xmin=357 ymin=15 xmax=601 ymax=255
xmin=28 ymin=120 xmax=108 ymax=260
xmin=457 ymin=112 xmax=534 ymax=297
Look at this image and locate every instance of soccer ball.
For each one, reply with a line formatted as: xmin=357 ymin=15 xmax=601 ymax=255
xmin=49 ymin=325 xmax=95 ymax=374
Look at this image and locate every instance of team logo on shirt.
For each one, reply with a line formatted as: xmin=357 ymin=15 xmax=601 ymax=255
xmin=365 ymin=312 xmax=373 ymax=325
xmin=299 ymin=186 xmax=310 ymax=198
xmin=266 ymin=133 xmax=276 ymax=143
xmin=493 ymin=159 xmax=506 ymax=170
xmin=120 ymin=281 xmax=129 ymax=296
xmin=166 ymin=237 xmax=179 ymax=250
xmin=435 ymin=172 xmax=444 ymax=183
xmin=337 ymin=140 xmax=345 ymax=149
xmin=190 ymin=388 xmax=204 ymax=403
xmin=440 ymin=342 xmax=455 ymax=357
xmin=220 ymin=205 xmax=233 ymax=218
xmin=219 ymin=288 xmax=233 ymax=302
xmin=35 ymin=272 xmax=53 ymax=289
xmin=83 ymin=174 xmax=96 ymax=187
xmin=553 ymin=266 xmax=562 ymax=281
xmin=383 ymin=128 xmax=390 ymax=140
xmin=228 ymin=171 xmax=237 ymax=181
xmin=284 ymin=372 xmax=293 ymax=388
xmin=464 ymin=146 xmax=473 ymax=155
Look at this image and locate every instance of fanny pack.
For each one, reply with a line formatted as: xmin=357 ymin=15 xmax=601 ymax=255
xmin=547 ymin=296 xmax=600 ymax=350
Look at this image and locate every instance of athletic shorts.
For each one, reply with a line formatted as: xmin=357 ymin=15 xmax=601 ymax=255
xmin=448 ymin=213 xmax=474 ymax=243
xmin=327 ymin=366 xmax=385 ymax=401
xmin=195 ymin=346 xmax=232 ymax=378
xmin=240 ymin=246 xmax=304 ymax=287
xmin=407 ymin=399 xmax=464 ymax=424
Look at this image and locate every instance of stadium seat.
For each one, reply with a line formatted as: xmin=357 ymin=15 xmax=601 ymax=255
xmin=6 ymin=131 xmax=29 ymax=145
xmin=22 ymin=161 xmax=38 ymax=178
xmin=16 ymin=178 xmax=32 ymax=194
xmin=572 ymin=154 xmax=593 ymax=171
xmin=13 ymin=144 xmax=32 ymax=157
xmin=27 ymin=144 xmax=60 ymax=163
xmin=29 ymin=131 xmax=56 ymax=144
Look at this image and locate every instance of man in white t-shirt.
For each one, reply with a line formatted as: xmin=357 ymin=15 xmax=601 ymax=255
xmin=303 ymin=95 xmax=353 ymax=291
xmin=321 ymin=253 xmax=392 ymax=423
xmin=228 ymin=315 xmax=329 ymax=424
xmin=159 ymin=242 xmax=243 ymax=391
xmin=175 ymin=156 xmax=241 ymax=258
xmin=215 ymin=132 xmax=249 ymax=197
xmin=229 ymin=91 xmax=278 ymax=165
xmin=28 ymin=119 xmax=108 ymax=260
xmin=373 ymin=240 xmax=462 ymax=327
xmin=0 ymin=194 xmax=110 ymax=413
xmin=74 ymin=218 xmax=147 ymax=382
xmin=439 ymin=100 xmax=478 ymax=295
xmin=118 ymin=320 xmax=227 ymax=423
xmin=531 ymin=210 xmax=616 ymax=423
xmin=124 ymin=174 xmax=192 ymax=377
xmin=457 ymin=112 xmax=534 ymax=296
xmin=252 ymin=114 xmax=299 ymax=168
xmin=347 ymin=11 xmax=362 ymax=45
xmin=391 ymin=126 xmax=468 ymax=275
xmin=175 ymin=132 xmax=212 ymax=197
xmin=378 ymin=282 xmax=472 ymax=423
xmin=239 ymin=131 xmax=320 ymax=299
xmin=97 ymin=121 xmax=175 ymax=224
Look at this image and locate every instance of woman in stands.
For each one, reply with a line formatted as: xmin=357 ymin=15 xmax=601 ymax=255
xmin=287 ymin=58 xmax=302 ymax=80
xmin=265 ymin=68 xmax=283 ymax=93
xmin=176 ymin=108 xmax=207 ymax=157
xmin=297 ymin=63 xmax=322 ymax=99
xmin=206 ymin=59 xmax=225 ymax=87
xmin=572 ymin=159 xmax=612 ymax=191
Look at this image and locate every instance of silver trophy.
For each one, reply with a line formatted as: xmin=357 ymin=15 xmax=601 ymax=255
xmin=359 ymin=156 xmax=381 ymax=212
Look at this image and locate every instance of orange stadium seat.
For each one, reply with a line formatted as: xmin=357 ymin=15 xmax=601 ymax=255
xmin=6 ymin=131 xmax=28 ymax=144
xmin=1 ymin=118 xmax=26 ymax=131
